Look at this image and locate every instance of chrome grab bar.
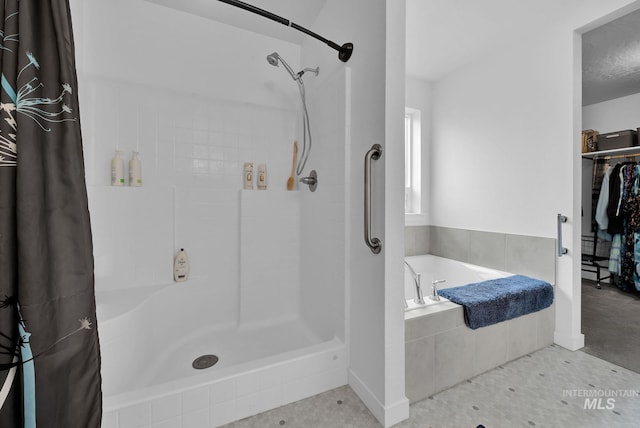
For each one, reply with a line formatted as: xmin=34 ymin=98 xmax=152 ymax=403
xmin=557 ymin=213 xmax=568 ymax=257
xmin=364 ymin=144 xmax=382 ymax=254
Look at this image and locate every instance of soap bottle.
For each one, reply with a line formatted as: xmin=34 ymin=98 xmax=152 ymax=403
xmin=111 ymin=150 xmax=125 ymax=186
xmin=243 ymin=162 xmax=253 ymax=189
xmin=174 ymin=248 xmax=190 ymax=282
xmin=129 ymin=151 xmax=142 ymax=187
xmin=257 ymin=164 xmax=267 ymax=190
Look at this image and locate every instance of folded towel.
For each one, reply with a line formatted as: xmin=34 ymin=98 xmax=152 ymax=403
xmin=437 ymin=275 xmax=554 ymax=329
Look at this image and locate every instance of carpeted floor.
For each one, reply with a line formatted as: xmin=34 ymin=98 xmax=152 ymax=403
xmin=581 ymin=278 xmax=640 ymax=374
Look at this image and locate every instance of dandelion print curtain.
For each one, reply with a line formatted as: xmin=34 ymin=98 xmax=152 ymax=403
xmin=0 ymin=1 xmax=102 ymax=427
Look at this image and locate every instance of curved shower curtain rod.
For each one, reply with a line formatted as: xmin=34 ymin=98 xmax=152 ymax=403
xmin=216 ymin=0 xmax=354 ymax=62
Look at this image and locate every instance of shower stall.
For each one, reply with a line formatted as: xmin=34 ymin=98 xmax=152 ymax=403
xmin=71 ymin=0 xmax=407 ymax=426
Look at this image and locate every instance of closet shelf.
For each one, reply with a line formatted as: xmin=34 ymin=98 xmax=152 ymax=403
xmin=582 ymin=146 xmax=640 ymax=159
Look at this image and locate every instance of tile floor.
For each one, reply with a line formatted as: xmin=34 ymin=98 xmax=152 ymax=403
xmin=224 ymin=345 xmax=640 ymax=428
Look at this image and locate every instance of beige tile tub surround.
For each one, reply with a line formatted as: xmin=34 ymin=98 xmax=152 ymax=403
xmin=405 ymin=225 xmax=556 ymax=284
xmin=403 ymin=226 xmax=557 ymax=404
xmin=405 ymin=302 xmax=556 ymax=403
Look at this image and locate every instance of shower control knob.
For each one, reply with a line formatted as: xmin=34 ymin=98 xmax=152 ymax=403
xmin=299 ymin=170 xmax=318 ymax=192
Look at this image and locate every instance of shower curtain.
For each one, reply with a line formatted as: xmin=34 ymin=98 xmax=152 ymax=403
xmin=0 ymin=1 xmax=102 ymax=427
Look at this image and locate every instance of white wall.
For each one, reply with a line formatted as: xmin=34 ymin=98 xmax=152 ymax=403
xmin=297 ymin=64 xmax=349 ymax=342
xmin=428 ymin=0 xmax=640 ymax=351
xmin=405 ymin=77 xmax=432 ymax=225
xmin=384 ymin=2 xmax=410 ymax=426
xmin=75 ymin=0 xmax=299 ymax=107
xmin=431 ymin=29 xmax=570 ymax=237
xmin=583 ymin=92 xmax=640 ymax=132
xmin=304 ymin=0 xmax=408 ymax=426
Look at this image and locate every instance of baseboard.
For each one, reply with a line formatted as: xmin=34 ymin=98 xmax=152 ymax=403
xmin=348 ymin=369 xmax=410 ymax=427
xmin=383 ymin=397 xmax=410 ymax=427
xmin=554 ymin=330 xmax=585 ymax=351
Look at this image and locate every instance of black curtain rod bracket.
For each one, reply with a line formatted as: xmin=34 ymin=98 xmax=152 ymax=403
xmin=217 ymin=0 xmax=353 ymax=63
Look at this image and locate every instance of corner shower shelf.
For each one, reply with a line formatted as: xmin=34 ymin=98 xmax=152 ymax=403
xmin=582 ymin=146 xmax=640 ymax=159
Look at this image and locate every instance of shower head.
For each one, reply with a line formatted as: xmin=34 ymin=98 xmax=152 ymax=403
xmin=267 ymin=50 xmax=319 ymax=177
xmin=266 ymin=52 xmax=320 ymax=81
xmin=266 ymin=52 xmax=279 ymax=67
xmin=266 ymin=52 xmax=297 ymax=80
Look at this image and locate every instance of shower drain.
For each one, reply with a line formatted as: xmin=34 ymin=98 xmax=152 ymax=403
xmin=192 ymin=354 xmax=219 ymax=370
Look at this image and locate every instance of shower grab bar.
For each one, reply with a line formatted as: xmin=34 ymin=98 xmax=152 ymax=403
xmin=557 ymin=213 xmax=568 ymax=257
xmin=364 ymin=144 xmax=382 ymax=254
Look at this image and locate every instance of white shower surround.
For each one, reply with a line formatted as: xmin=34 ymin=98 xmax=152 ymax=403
xmin=75 ymin=7 xmax=352 ymax=428
xmin=85 ymin=68 xmax=351 ymax=427
xmin=98 ymin=279 xmax=346 ymax=427
xmin=73 ymin=0 xmax=406 ymax=425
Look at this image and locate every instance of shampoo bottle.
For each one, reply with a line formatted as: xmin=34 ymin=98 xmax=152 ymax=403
xmin=257 ymin=164 xmax=267 ymax=190
xmin=111 ymin=150 xmax=125 ymax=186
xmin=174 ymin=248 xmax=190 ymax=282
xmin=243 ymin=162 xmax=253 ymax=189
xmin=129 ymin=151 xmax=142 ymax=187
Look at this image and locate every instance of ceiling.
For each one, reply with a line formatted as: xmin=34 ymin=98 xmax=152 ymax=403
xmin=405 ymin=0 xmax=640 ymax=106
xmin=146 ymin=0 xmax=326 ymax=45
xmin=582 ymin=8 xmax=640 ymax=106
xmin=405 ymin=0 xmax=575 ymax=81
xmin=147 ymin=1 xmax=640 ymax=106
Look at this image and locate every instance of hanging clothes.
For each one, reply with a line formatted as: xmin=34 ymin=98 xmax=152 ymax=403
xmin=606 ymin=162 xmax=633 ymax=235
xmin=600 ymin=162 xmax=640 ymax=292
xmin=591 ymin=158 xmax=610 ymax=233
xmin=0 ymin=1 xmax=102 ymax=427
xmin=628 ymin=165 xmax=640 ymax=291
xmin=595 ymin=165 xmax=613 ymax=240
xmin=619 ymin=164 xmax=636 ymax=290
xmin=603 ymin=164 xmax=626 ymax=276
xmin=598 ymin=161 xmax=640 ymax=291
xmin=609 ymin=234 xmax=622 ymax=275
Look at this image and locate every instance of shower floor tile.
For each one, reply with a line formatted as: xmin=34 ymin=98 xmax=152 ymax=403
xmin=223 ymin=344 xmax=640 ymax=428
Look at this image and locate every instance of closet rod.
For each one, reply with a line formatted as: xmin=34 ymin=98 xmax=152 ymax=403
xmin=592 ymin=152 xmax=640 ymax=161
xmin=216 ymin=0 xmax=354 ymax=62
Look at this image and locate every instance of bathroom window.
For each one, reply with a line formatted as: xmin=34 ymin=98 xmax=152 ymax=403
xmin=405 ymin=108 xmax=421 ymax=216
xmin=405 ymin=112 xmax=412 ymax=205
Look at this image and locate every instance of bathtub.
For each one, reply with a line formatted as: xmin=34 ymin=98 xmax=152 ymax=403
xmin=98 ymin=278 xmax=346 ymax=428
xmin=403 ymin=255 xmax=555 ymax=403
xmin=404 ymin=254 xmax=513 ymax=307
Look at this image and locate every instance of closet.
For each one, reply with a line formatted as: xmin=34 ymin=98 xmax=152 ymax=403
xmin=580 ymin=7 xmax=640 ymax=374
xmin=582 ymin=145 xmax=640 ymax=291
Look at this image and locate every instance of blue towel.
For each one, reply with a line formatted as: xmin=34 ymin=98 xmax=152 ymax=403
xmin=437 ymin=275 xmax=554 ymax=329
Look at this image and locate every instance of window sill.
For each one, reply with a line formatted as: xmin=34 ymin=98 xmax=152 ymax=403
xmin=405 ymin=213 xmax=428 ymax=226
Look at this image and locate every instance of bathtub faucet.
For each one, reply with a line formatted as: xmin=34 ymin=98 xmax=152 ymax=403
xmin=404 ymin=261 xmax=425 ymax=305
xmin=428 ymin=279 xmax=446 ymax=301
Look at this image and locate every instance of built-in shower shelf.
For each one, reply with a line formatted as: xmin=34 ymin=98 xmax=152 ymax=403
xmin=582 ymin=146 xmax=640 ymax=159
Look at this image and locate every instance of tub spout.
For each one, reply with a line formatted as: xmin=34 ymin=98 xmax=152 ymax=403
xmin=404 ymin=261 xmax=425 ymax=305
xmin=428 ymin=279 xmax=446 ymax=301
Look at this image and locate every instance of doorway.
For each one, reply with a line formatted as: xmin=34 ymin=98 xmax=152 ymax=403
xmin=579 ymin=7 xmax=640 ymax=374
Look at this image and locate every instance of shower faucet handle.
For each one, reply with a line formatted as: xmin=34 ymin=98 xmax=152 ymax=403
xmin=299 ymin=170 xmax=318 ymax=192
